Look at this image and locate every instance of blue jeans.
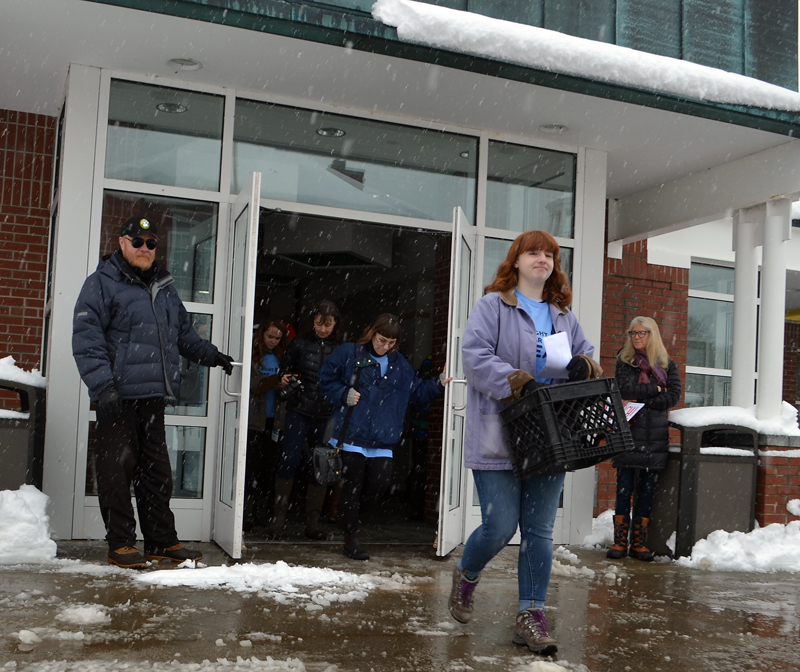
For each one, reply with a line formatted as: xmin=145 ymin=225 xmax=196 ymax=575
xmin=276 ymin=410 xmax=329 ymax=480
xmin=459 ymin=469 xmax=565 ymax=611
xmin=614 ymin=467 xmax=659 ymax=519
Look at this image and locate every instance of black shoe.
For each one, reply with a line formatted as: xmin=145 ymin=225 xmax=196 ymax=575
xmin=343 ymin=534 xmax=370 ymax=561
xmin=144 ymin=542 xmax=203 ymax=563
xmin=108 ymin=546 xmax=148 ymax=569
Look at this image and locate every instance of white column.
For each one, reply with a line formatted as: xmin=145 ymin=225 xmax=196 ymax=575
xmin=42 ymin=64 xmax=101 ymax=539
xmin=730 ymin=207 xmax=760 ymax=407
xmin=756 ymin=198 xmax=791 ymax=420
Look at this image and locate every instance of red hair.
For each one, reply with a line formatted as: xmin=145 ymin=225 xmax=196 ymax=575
xmin=485 ymin=230 xmax=572 ymax=308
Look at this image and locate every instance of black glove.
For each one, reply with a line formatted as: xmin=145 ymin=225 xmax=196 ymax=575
xmin=566 ymin=355 xmax=590 ymax=381
xmin=215 ymin=352 xmax=234 ymax=375
xmin=521 ymin=379 xmax=542 ymax=396
xmin=97 ymin=386 xmax=122 ymax=424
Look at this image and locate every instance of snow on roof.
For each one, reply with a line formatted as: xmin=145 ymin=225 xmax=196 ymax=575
xmin=0 ymin=356 xmax=46 ymax=389
xmin=372 ymin=0 xmax=800 ymax=112
xmin=670 ymin=402 xmax=800 ymax=437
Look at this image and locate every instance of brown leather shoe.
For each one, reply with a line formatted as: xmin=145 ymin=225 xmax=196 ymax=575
xmin=144 ymin=542 xmax=203 ymax=563
xmin=108 ymin=546 xmax=148 ymax=569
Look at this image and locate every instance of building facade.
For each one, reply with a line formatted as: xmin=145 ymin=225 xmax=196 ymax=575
xmin=2 ymin=0 xmax=800 ymax=554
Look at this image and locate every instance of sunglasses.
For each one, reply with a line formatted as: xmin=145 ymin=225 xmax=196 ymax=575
xmin=126 ymin=236 xmax=157 ymax=250
xmin=629 ymin=330 xmax=650 ymax=338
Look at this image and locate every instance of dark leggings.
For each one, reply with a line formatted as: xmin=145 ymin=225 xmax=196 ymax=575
xmin=614 ymin=467 xmax=659 ymax=520
xmin=338 ymin=451 xmax=393 ymax=535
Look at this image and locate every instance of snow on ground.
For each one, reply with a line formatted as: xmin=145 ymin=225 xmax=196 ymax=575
xmin=5 ymin=657 xmax=309 ymax=671
xmin=372 ymin=0 xmax=800 ymax=111
xmin=0 ymin=485 xmax=57 ymax=564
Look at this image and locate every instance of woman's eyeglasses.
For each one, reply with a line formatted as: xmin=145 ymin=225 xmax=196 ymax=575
xmin=126 ymin=236 xmax=157 ymax=250
xmin=629 ymin=330 xmax=650 ymax=338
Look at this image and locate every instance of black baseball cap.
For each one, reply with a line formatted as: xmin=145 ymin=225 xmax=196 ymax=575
xmin=121 ymin=216 xmax=159 ymax=239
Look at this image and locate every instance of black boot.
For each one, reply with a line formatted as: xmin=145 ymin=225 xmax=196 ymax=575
xmin=630 ymin=517 xmax=655 ymax=561
xmin=343 ymin=533 xmax=369 ymax=560
xmin=607 ymin=514 xmax=630 ymax=559
xmin=305 ymin=484 xmax=329 ymax=540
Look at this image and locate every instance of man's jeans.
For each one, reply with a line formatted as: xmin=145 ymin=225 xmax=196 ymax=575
xmin=460 ymin=469 xmax=565 ymax=609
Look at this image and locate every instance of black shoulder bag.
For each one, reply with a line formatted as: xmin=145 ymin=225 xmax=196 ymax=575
xmin=312 ymin=348 xmax=375 ymax=485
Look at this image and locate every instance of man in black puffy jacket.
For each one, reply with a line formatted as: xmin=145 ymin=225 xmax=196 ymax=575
xmin=72 ymin=215 xmax=233 ymax=569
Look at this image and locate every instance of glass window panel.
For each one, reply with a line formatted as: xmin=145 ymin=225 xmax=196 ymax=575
xmin=100 ymin=191 xmax=218 ymax=304
xmin=233 ymin=100 xmax=477 ymax=222
xmin=486 ymin=141 xmax=575 ymax=235
xmin=85 ymin=422 xmax=206 ymax=499
xmin=166 ymin=314 xmax=212 ymax=417
xmin=483 ymin=238 xmax=572 ymax=291
xmin=689 ymin=263 xmax=734 ymax=294
xmin=684 ymin=373 xmax=731 ymax=408
xmin=105 ymin=79 xmax=223 ymax=191
xmin=166 ymin=426 xmax=206 ymax=499
xmin=687 ymin=297 xmax=734 ymax=369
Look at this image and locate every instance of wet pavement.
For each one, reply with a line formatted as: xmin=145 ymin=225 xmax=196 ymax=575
xmin=2 ymin=539 xmax=799 ymax=671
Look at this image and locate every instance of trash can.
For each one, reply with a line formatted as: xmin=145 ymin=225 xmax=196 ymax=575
xmin=0 ymin=380 xmax=47 ymax=491
xmin=649 ymin=423 xmax=758 ymax=558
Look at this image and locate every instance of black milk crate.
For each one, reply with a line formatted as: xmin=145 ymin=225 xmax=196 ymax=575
xmin=500 ymin=377 xmax=634 ymax=481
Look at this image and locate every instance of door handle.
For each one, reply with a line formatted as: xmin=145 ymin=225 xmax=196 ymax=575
xmin=223 ymin=361 xmax=243 ymax=397
xmin=451 ymin=379 xmax=468 ymax=412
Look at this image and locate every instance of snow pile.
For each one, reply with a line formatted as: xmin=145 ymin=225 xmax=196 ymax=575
xmin=136 ymin=561 xmax=408 ymax=605
xmin=581 ymin=509 xmax=614 ymax=549
xmin=372 ymin=0 xmax=800 ymax=111
xmin=0 ymin=355 xmax=47 ymax=388
xmin=788 ymin=499 xmax=800 ymax=517
xmin=670 ymin=402 xmax=800 ymax=437
xmin=0 ymin=485 xmax=57 ymax=564
xmin=56 ymin=604 xmax=111 ymax=625
xmin=677 ymin=521 xmax=800 ymax=573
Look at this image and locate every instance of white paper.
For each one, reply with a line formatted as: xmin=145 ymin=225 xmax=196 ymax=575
xmin=624 ymin=402 xmax=645 ymax=422
xmin=538 ymin=331 xmax=572 ymax=379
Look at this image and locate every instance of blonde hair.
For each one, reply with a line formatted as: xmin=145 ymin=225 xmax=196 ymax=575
xmin=618 ymin=316 xmax=670 ymax=368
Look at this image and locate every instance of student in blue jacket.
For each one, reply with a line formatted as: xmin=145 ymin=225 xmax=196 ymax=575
xmin=318 ymin=313 xmax=450 ymax=560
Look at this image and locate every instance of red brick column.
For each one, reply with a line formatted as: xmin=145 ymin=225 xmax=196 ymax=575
xmin=0 ymin=110 xmax=56 ymax=372
xmin=594 ymin=240 xmax=688 ymax=516
xmin=757 ymin=450 xmax=800 ymax=526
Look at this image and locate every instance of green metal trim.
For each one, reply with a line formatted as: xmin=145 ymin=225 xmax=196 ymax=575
xmin=87 ymin=0 xmax=800 ymax=136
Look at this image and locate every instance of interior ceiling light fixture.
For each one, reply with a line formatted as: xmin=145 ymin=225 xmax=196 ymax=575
xmin=459 ymin=151 xmax=470 ymax=158
xmin=156 ymin=102 xmax=188 ymax=114
xmin=537 ymin=123 xmax=569 ymax=134
xmin=316 ymin=127 xmax=346 ymax=137
xmin=168 ymin=58 xmax=202 ymax=71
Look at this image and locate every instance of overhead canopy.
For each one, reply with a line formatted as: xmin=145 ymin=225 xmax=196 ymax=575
xmin=3 ymin=0 xmax=799 ymax=240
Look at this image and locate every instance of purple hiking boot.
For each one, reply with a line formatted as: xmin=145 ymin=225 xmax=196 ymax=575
xmin=448 ymin=566 xmax=479 ymax=624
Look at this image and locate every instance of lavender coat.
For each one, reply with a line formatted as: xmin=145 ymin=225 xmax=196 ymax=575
xmin=462 ymin=290 xmax=595 ymax=471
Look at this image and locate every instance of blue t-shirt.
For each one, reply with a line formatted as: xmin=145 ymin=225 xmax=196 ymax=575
xmin=515 ymin=289 xmax=554 ymax=384
xmin=260 ymin=352 xmax=280 ymax=419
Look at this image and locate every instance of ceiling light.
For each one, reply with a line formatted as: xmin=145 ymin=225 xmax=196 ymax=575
xmin=460 ymin=151 xmax=470 ymax=159
xmin=317 ymin=127 xmax=346 ymax=137
xmin=168 ymin=58 xmax=202 ymax=71
xmin=156 ymin=102 xmax=188 ymax=114
xmin=537 ymin=124 xmax=569 ymax=134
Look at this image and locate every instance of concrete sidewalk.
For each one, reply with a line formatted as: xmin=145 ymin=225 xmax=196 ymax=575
xmin=2 ymin=540 xmax=799 ymax=671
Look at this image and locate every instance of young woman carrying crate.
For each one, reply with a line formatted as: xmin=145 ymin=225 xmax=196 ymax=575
xmin=448 ymin=230 xmax=602 ymax=655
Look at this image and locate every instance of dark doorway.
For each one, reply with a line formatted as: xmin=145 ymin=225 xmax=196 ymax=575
xmin=246 ymin=208 xmax=449 ymax=545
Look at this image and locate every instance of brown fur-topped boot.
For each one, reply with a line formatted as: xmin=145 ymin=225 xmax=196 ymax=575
xmin=630 ymin=516 xmax=655 ymax=561
xmin=606 ymin=514 xmax=630 ymax=559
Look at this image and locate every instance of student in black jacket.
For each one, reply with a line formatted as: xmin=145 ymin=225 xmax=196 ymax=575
xmin=609 ymin=316 xmax=682 ymax=561
xmin=269 ymin=300 xmax=341 ymax=540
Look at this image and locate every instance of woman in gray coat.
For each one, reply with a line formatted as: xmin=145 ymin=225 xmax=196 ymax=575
xmin=447 ymin=230 xmax=602 ymax=656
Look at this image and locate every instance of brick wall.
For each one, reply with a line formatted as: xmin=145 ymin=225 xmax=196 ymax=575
xmin=756 ymin=451 xmax=800 ymax=525
xmin=0 ymin=109 xmax=56 ymax=373
xmin=594 ymin=240 xmax=689 ymax=516
xmin=784 ymin=322 xmax=800 ymax=405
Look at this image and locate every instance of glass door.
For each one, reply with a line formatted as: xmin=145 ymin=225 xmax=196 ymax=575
xmin=437 ymin=207 xmax=476 ymax=557
xmin=212 ymin=172 xmax=261 ymax=558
